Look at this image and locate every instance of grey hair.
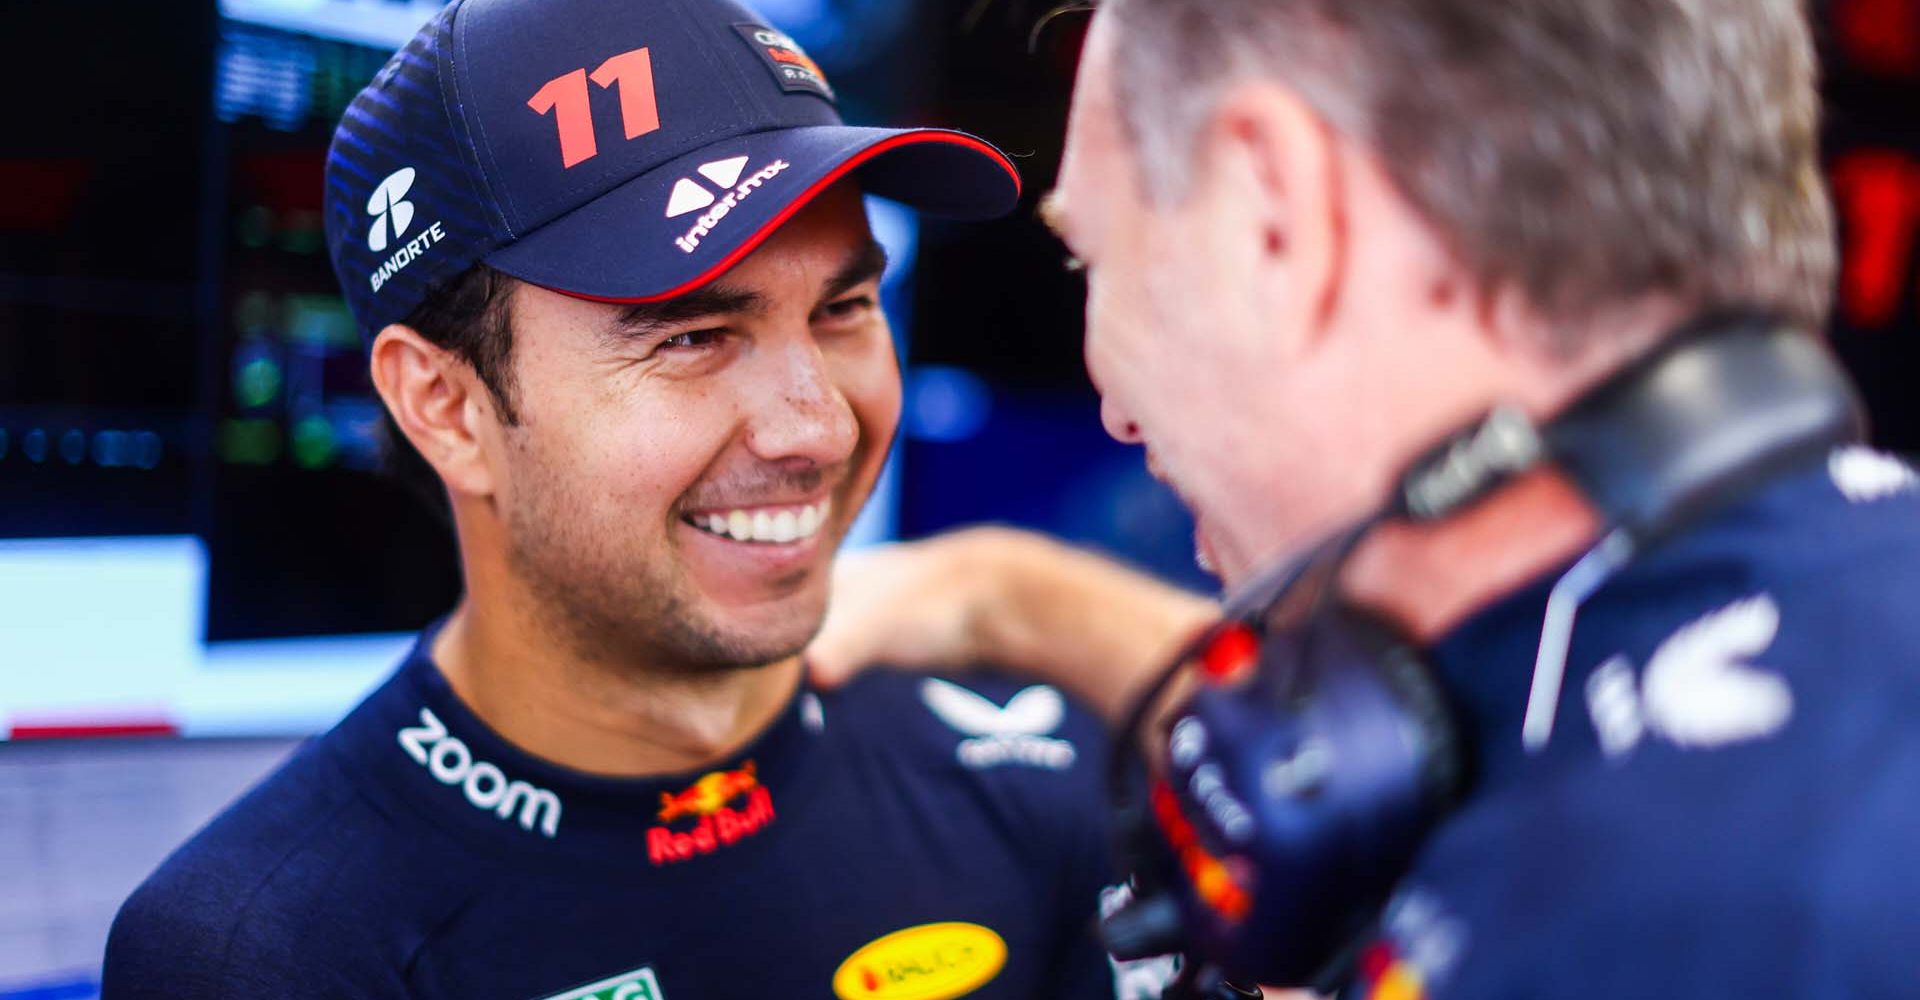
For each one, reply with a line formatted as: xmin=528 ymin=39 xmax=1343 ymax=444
xmin=1099 ymin=0 xmax=1837 ymax=339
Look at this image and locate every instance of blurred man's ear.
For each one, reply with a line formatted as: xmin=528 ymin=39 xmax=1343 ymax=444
xmin=368 ymin=326 xmax=500 ymax=503
xmin=1203 ymin=80 xmax=1346 ymax=359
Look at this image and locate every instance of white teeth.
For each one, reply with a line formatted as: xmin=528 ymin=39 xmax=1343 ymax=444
xmin=689 ymin=500 xmax=833 ymax=544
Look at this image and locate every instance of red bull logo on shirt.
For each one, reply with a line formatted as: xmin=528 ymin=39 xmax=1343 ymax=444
xmin=647 ymin=761 xmax=775 ymax=865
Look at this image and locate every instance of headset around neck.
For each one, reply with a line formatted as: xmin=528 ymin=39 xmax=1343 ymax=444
xmin=1101 ymin=313 xmax=1866 ymax=995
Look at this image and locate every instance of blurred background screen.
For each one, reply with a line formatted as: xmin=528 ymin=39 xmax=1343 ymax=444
xmin=2 ymin=0 xmax=1919 ymax=994
xmin=3 ymin=0 xmax=1919 ymax=738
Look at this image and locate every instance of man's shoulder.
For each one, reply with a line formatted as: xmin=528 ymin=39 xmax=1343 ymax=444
xmin=102 ymin=733 xmax=476 ymax=998
xmin=1396 ymin=740 xmax=1920 ymax=999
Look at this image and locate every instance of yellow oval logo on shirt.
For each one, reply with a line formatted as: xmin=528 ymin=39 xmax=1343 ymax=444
xmin=831 ymin=922 xmax=1008 ymax=1000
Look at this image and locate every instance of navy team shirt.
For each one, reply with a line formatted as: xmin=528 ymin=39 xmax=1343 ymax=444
xmin=1346 ymin=446 xmax=1920 ymax=1000
xmin=102 ymin=636 xmax=1129 ymax=999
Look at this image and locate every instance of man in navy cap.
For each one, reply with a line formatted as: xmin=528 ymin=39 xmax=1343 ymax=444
xmin=101 ymin=1 xmax=1141 ymax=997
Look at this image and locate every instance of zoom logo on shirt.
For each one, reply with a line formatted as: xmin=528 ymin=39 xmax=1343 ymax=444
xmin=397 ymin=706 xmax=563 ymax=838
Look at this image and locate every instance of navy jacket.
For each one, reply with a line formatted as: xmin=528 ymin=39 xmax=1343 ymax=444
xmin=103 ymin=638 xmax=1133 ymax=999
xmin=1347 ymin=447 xmax=1920 ymax=999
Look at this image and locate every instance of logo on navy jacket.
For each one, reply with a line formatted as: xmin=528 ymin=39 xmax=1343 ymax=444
xmin=1584 ymin=594 xmax=1794 ymax=760
xmin=647 ymin=760 xmax=775 ymax=865
xmin=919 ymin=679 xmax=1078 ymax=770
xmin=536 ymin=963 xmax=666 ymax=1000
xmin=831 ymin=922 xmax=1005 ymax=1000
xmin=397 ymin=707 xmax=563 ymax=838
xmin=1349 ymin=889 xmax=1468 ymax=1000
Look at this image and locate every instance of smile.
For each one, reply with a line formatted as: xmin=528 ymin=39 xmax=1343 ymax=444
xmin=681 ymin=499 xmax=832 ymax=545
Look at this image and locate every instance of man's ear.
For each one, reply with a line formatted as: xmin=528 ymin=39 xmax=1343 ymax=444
xmin=1202 ymin=80 xmax=1347 ymax=358
xmin=368 ymin=325 xmax=499 ymax=500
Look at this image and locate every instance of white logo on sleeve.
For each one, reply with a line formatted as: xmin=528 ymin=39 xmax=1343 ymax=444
xmin=1584 ymin=594 xmax=1794 ymax=758
xmin=1380 ymin=888 xmax=1469 ymax=990
xmin=1830 ymin=445 xmax=1919 ymax=504
xmin=397 ymin=706 xmax=563 ymax=838
xmin=366 ymin=167 xmax=418 ymax=252
xmin=920 ymin=678 xmax=1078 ymax=770
xmin=667 ymin=154 xmax=792 ymax=253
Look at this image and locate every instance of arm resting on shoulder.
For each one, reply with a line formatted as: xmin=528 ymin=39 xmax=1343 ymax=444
xmin=810 ymin=526 xmax=1217 ymax=724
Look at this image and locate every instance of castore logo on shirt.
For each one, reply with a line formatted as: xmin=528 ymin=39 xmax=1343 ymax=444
xmin=919 ymin=679 xmax=1077 ymax=770
xmin=1584 ymin=593 xmax=1794 ymax=759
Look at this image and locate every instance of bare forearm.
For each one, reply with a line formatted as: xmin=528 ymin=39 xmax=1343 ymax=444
xmin=953 ymin=527 xmax=1218 ymax=724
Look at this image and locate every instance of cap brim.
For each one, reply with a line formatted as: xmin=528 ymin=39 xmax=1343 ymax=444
xmin=483 ymin=126 xmax=1021 ymax=303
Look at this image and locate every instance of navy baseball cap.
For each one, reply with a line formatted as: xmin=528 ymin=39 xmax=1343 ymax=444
xmin=324 ymin=0 xmax=1021 ymax=340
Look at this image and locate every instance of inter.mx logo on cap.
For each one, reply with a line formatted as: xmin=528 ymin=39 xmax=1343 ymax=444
xmin=366 ymin=167 xmax=447 ymax=294
xmin=667 ymin=155 xmax=791 ymax=254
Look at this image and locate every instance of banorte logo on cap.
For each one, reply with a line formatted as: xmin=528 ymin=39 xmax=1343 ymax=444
xmin=367 ymin=167 xmax=416 ymax=252
xmin=366 ymin=166 xmax=448 ymax=294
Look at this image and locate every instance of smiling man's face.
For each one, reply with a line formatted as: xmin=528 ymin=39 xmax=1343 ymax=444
xmin=487 ymin=183 xmax=899 ymax=672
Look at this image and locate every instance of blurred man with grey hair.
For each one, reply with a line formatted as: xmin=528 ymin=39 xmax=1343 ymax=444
xmin=814 ymin=1 xmax=1920 ymax=995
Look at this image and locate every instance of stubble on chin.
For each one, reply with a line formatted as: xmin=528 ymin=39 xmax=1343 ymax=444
xmin=503 ymin=488 xmax=829 ymax=677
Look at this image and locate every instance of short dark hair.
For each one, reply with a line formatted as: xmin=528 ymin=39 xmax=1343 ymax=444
xmin=379 ymin=262 xmax=519 ymax=521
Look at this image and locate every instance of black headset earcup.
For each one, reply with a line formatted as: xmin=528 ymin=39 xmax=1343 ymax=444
xmin=1145 ymin=606 xmax=1470 ymax=985
xmin=1336 ymin=609 xmax=1471 ymax=811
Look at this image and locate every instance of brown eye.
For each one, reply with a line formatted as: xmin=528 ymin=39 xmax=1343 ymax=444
xmin=661 ymin=329 xmax=724 ymax=350
xmin=822 ymin=295 xmax=876 ymax=321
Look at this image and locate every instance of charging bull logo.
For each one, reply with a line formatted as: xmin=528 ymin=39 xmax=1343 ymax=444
xmin=647 ymin=761 xmax=775 ymax=865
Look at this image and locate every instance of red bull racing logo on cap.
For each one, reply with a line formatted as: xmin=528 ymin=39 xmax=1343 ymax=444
xmin=732 ymin=24 xmax=835 ymax=102
xmin=647 ymin=760 xmax=775 ymax=865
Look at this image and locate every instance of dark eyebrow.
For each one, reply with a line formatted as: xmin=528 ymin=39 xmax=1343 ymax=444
xmin=820 ymin=238 xmax=890 ymax=305
xmin=614 ymin=285 xmax=766 ymax=338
